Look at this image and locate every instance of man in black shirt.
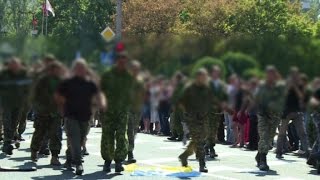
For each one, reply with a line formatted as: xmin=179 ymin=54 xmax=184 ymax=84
xmin=55 ymin=59 xmax=106 ymax=175
xmin=276 ymin=67 xmax=309 ymax=159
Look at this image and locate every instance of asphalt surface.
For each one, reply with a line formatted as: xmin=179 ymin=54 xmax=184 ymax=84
xmin=0 ymin=121 xmax=319 ymax=180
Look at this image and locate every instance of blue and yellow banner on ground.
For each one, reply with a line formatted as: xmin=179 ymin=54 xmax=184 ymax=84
xmin=124 ymin=164 xmax=201 ymax=178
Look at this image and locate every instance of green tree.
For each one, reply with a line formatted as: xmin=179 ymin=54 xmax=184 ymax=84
xmin=221 ymin=52 xmax=259 ymax=77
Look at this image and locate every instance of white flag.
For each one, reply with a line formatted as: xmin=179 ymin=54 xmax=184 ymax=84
xmin=45 ymin=0 xmax=55 ymax=17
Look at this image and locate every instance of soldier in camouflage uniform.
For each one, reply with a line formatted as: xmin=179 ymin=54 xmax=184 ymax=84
xmin=307 ymin=86 xmax=320 ymax=173
xmin=30 ymin=61 xmax=64 ymax=166
xmin=100 ymin=51 xmax=134 ymax=173
xmin=206 ymin=65 xmax=227 ymax=158
xmin=255 ymin=66 xmax=285 ymax=171
xmin=0 ymin=57 xmax=32 ymax=155
xmin=178 ymin=68 xmax=217 ymax=173
xmin=127 ymin=60 xmax=144 ymax=164
xmin=168 ymin=72 xmax=185 ymax=141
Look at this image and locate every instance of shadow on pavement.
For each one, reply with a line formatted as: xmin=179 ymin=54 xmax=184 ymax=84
xmin=242 ymin=169 xmax=279 ymax=177
xmin=308 ymin=169 xmax=320 ymax=175
xmin=277 ymin=159 xmax=297 ymax=163
xmin=9 ymin=156 xmax=31 ymax=162
xmin=18 ymin=148 xmax=31 ymax=153
xmin=0 ymin=153 xmax=7 ymax=159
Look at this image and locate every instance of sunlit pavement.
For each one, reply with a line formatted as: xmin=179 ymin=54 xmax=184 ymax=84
xmin=0 ymin=121 xmax=318 ymax=180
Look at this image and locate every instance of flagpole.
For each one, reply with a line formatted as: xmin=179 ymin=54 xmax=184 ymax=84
xmin=41 ymin=0 xmax=45 ymax=35
xmin=115 ymin=0 xmax=123 ymax=41
xmin=46 ymin=13 xmax=48 ymax=36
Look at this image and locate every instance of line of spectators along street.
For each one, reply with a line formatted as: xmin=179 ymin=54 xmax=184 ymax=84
xmin=0 ymin=50 xmax=320 ymax=175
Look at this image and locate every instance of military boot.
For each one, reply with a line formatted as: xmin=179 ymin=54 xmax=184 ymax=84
xmin=178 ymin=153 xmax=188 ymax=167
xmin=255 ymin=152 xmax=260 ymax=167
xmin=14 ymin=141 xmax=20 ymax=149
xmin=276 ymin=153 xmax=284 ymax=159
xmin=199 ymin=159 xmax=208 ymax=173
xmin=127 ymin=151 xmax=137 ymax=164
xmin=307 ymin=152 xmax=320 ymax=167
xmin=39 ymin=148 xmax=50 ymax=156
xmin=115 ymin=161 xmax=124 ymax=173
xmin=51 ymin=156 xmax=61 ymax=166
xmin=64 ymin=160 xmax=73 ymax=171
xmin=31 ymin=150 xmax=38 ymax=162
xmin=75 ymin=164 xmax=84 ymax=175
xmin=167 ymin=135 xmax=177 ymax=141
xmin=209 ymin=147 xmax=218 ymax=158
xmin=258 ymin=153 xmax=270 ymax=171
xmin=81 ymin=147 xmax=89 ymax=156
xmin=2 ymin=142 xmax=14 ymax=155
xmin=177 ymin=135 xmax=183 ymax=141
xmin=103 ymin=160 xmax=112 ymax=173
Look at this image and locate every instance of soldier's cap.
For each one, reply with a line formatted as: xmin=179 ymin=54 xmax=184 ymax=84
xmin=212 ymin=65 xmax=221 ymax=72
xmin=265 ymin=65 xmax=277 ymax=72
xmin=7 ymin=56 xmax=21 ymax=64
xmin=290 ymin=66 xmax=299 ymax=73
xmin=115 ymin=51 xmax=129 ymax=60
xmin=196 ymin=68 xmax=208 ymax=76
xmin=45 ymin=61 xmax=63 ymax=71
xmin=129 ymin=60 xmax=141 ymax=69
xmin=43 ymin=54 xmax=56 ymax=62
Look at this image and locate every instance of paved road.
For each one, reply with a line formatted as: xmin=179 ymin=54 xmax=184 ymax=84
xmin=0 ymin=121 xmax=319 ymax=180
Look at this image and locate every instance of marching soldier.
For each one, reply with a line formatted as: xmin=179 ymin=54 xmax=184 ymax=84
xmin=206 ymin=65 xmax=227 ymax=158
xmin=0 ymin=57 xmax=32 ymax=155
xmin=255 ymin=66 xmax=285 ymax=171
xmin=178 ymin=68 xmax=218 ymax=173
xmin=100 ymin=51 xmax=134 ymax=173
xmin=30 ymin=61 xmax=65 ymax=166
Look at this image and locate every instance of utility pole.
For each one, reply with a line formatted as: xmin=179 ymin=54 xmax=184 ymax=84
xmin=115 ymin=0 xmax=123 ymax=41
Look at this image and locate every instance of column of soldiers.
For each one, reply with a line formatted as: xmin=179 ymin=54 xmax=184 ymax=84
xmin=1 ymin=52 xmax=320 ymax=175
xmin=0 ymin=51 xmax=144 ymax=175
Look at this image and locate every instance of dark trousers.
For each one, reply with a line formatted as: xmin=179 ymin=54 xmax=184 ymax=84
xmin=288 ymin=122 xmax=300 ymax=150
xmin=217 ymin=115 xmax=225 ymax=142
xmin=65 ymin=118 xmax=89 ymax=165
xmin=159 ymin=101 xmax=171 ymax=136
xmin=248 ymin=114 xmax=259 ymax=149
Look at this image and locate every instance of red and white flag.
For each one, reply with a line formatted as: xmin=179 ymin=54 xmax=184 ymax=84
xmin=43 ymin=0 xmax=55 ymax=17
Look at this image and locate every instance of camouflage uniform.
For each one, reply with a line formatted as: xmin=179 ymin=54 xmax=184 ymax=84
xmin=30 ymin=74 xmax=62 ymax=157
xmin=169 ymin=81 xmax=185 ymax=139
xmin=127 ymin=77 xmax=144 ymax=160
xmin=206 ymin=80 xmax=227 ymax=156
xmin=255 ymin=81 xmax=285 ymax=170
xmin=178 ymin=82 xmax=217 ymax=170
xmin=100 ymin=67 xmax=134 ymax=163
xmin=0 ymin=68 xmax=31 ymax=153
xmin=307 ymin=91 xmax=320 ymax=170
xmin=0 ymin=101 xmax=3 ymax=140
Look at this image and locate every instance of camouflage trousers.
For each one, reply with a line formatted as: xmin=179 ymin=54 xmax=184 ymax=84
xmin=2 ymin=107 xmax=25 ymax=143
xmin=180 ymin=113 xmax=208 ymax=160
xmin=30 ymin=114 xmax=62 ymax=156
xmin=276 ymin=112 xmax=309 ymax=154
xmin=127 ymin=112 xmax=140 ymax=152
xmin=310 ymin=113 xmax=320 ymax=154
xmin=258 ymin=113 xmax=280 ymax=154
xmin=101 ymin=111 xmax=128 ymax=162
xmin=64 ymin=118 xmax=90 ymax=165
xmin=0 ymin=107 xmax=3 ymax=138
xmin=170 ymin=109 xmax=184 ymax=137
xmin=206 ymin=114 xmax=221 ymax=149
